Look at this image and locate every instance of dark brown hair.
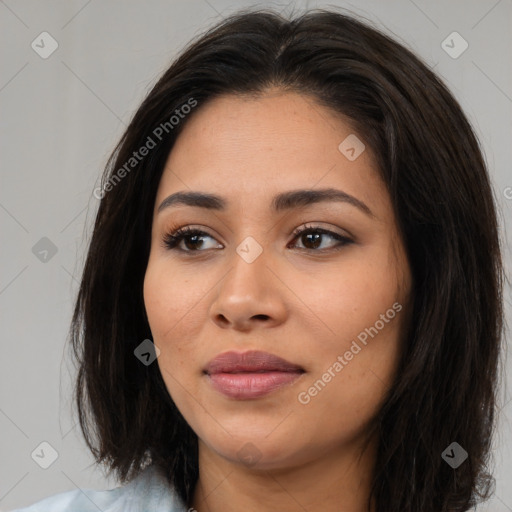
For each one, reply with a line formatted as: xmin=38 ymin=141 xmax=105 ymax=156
xmin=70 ymin=7 xmax=504 ymax=511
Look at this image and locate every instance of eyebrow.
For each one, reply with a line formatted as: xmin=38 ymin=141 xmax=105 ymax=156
xmin=157 ymin=187 xmax=374 ymax=217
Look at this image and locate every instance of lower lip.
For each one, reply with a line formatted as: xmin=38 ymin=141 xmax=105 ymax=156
xmin=207 ymin=371 xmax=303 ymax=399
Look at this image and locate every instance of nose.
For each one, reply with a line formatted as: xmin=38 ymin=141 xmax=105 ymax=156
xmin=209 ymin=243 xmax=287 ymax=332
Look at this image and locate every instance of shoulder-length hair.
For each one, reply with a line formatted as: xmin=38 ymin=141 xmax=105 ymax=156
xmin=70 ymin=7 xmax=504 ymax=512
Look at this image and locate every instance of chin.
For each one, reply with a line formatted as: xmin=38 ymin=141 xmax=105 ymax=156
xmin=199 ymin=425 xmax=313 ymax=471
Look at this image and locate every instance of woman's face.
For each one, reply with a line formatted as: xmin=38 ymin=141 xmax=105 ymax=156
xmin=144 ymin=90 xmax=412 ymax=471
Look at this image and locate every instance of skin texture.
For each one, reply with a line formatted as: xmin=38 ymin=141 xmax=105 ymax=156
xmin=143 ymin=89 xmax=412 ymax=512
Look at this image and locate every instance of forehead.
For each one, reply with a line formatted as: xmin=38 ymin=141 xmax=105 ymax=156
xmin=155 ymin=91 xmax=388 ymax=218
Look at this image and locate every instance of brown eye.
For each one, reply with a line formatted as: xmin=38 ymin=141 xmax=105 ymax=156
xmin=162 ymin=227 xmax=221 ymax=252
xmin=289 ymin=224 xmax=353 ymax=251
xmin=162 ymin=224 xmax=353 ymax=255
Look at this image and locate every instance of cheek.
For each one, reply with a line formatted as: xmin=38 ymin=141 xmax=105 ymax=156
xmin=143 ymin=263 xmax=188 ymax=366
xmin=143 ymin=267 xmax=171 ymax=338
xmin=297 ymin=254 xmax=405 ymax=410
xmin=143 ymin=262 xmax=207 ymax=386
xmin=307 ymin=256 xmax=402 ymax=346
xmin=143 ymin=261 xmax=197 ymax=337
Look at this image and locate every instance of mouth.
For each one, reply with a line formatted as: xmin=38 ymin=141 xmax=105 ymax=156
xmin=204 ymin=350 xmax=305 ymax=399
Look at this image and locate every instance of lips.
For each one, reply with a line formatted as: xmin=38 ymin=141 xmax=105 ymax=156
xmin=204 ymin=350 xmax=304 ymax=375
xmin=204 ymin=350 xmax=305 ymax=399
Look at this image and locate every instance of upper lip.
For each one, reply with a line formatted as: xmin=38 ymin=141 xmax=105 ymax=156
xmin=204 ymin=350 xmax=304 ymax=374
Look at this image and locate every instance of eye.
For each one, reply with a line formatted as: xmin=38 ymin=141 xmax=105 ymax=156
xmin=162 ymin=226 xmax=221 ymax=252
xmin=161 ymin=223 xmax=353 ymax=254
xmin=289 ymin=223 xmax=353 ymax=251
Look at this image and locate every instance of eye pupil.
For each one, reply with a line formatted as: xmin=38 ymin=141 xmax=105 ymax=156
xmin=303 ymin=232 xmax=321 ymax=249
xmin=185 ymin=234 xmax=204 ymax=250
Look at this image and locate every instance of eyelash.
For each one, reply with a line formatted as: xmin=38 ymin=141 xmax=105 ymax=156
xmin=161 ymin=223 xmax=353 ymax=254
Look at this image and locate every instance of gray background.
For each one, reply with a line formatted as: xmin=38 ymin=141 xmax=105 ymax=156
xmin=1 ymin=0 xmax=511 ymax=510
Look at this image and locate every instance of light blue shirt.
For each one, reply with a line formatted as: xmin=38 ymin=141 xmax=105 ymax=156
xmin=9 ymin=465 xmax=189 ymax=512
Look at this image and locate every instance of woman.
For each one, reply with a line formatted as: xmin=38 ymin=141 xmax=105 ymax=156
xmin=12 ymin=6 xmax=504 ymax=512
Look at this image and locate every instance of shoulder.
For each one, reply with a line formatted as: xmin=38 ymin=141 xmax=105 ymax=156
xmin=8 ymin=465 xmax=189 ymax=512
